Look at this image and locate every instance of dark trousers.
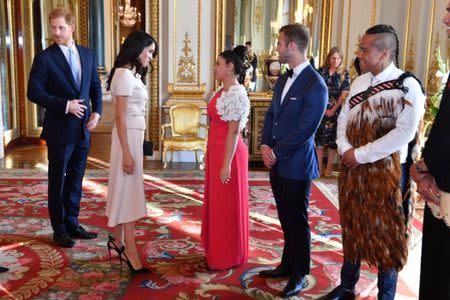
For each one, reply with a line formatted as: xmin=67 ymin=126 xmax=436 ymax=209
xmin=401 ymin=154 xmax=413 ymax=223
xmin=270 ymin=167 xmax=311 ymax=276
xmin=339 ymin=163 xmax=409 ymax=299
xmin=340 ymin=259 xmax=398 ymax=300
xmin=419 ymin=205 xmax=450 ymax=300
xmin=47 ymin=139 xmax=89 ymax=235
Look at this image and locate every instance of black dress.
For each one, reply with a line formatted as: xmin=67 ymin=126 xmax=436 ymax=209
xmin=419 ymin=76 xmax=450 ymax=300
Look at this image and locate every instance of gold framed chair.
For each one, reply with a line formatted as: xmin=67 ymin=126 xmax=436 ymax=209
xmin=161 ymin=104 xmax=208 ymax=169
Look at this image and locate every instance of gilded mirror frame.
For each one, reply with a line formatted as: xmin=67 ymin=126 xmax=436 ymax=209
xmin=214 ymin=0 xmax=333 ymax=94
xmin=23 ymin=0 xmax=89 ymax=137
xmin=0 ymin=0 xmax=20 ymax=144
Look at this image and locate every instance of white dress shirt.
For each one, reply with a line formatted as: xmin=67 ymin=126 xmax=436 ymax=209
xmin=59 ymin=43 xmax=82 ymax=83
xmin=280 ymin=60 xmax=310 ymax=104
xmin=336 ymin=62 xmax=426 ymax=164
xmin=59 ymin=43 xmax=82 ymax=114
xmin=262 ymin=60 xmax=310 ymax=157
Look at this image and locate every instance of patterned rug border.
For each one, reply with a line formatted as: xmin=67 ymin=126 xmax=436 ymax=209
xmin=0 ymin=168 xmax=270 ymax=181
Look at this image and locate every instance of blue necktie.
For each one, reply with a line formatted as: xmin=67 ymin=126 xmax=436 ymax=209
xmin=67 ymin=48 xmax=80 ymax=88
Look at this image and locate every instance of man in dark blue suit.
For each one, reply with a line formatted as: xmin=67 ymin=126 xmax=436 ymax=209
xmin=259 ymin=23 xmax=328 ymax=298
xmin=27 ymin=8 xmax=102 ymax=248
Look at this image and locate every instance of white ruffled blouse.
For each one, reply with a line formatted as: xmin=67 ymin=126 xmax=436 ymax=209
xmin=213 ymin=84 xmax=250 ymax=131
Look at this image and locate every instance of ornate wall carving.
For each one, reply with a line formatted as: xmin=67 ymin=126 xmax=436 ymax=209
xmin=177 ymin=32 xmax=196 ymax=83
xmin=167 ymin=0 xmax=206 ymax=106
xmin=149 ymin=0 xmax=160 ymax=149
xmin=405 ymin=35 xmax=415 ymax=73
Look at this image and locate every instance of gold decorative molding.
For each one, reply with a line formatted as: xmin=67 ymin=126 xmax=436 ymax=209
xmin=163 ymin=100 xmax=206 ymax=107
xmin=197 ymin=0 xmax=201 ymax=84
xmin=427 ymin=33 xmax=441 ymax=95
xmin=319 ymin=0 xmax=333 ymax=65
xmin=371 ymin=0 xmax=377 ymax=26
xmin=149 ymin=0 xmax=160 ymax=149
xmin=78 ymin=0 xmax=89 ymax=47
xmin=172 ymin=0 xmax=202 ymax=84
xmin=345 ymin=0 xmax=352 ymax=69
xmin=168 ymin=0 xmax=205 ymax=105
xmin=215 ymin=0 xmax=225 ymax=90
xmin=3 ymin=0 xmax=20 ymax=143
xmin=405 ymin=35 xmax=415 ymax=72
xmin=254 ymin=1 xmax=263 ymax=32
xmin=177 ymin=32 xmax=196 ymax=83
xmin=288 ymin=0 xmax=296 ymax=24
xmin=424 ymin=0 xmax=436 ymax=91
xmin=167 ymin=83 xmax=207 ymax=106
xmin=168 ymin=83 xmax=206 ymax=97
xmin=402 ymin=0 xmax=412 ymax=69
xmin=248 ymin=93 xmax=273 ymax=104
xmin=349 ymin=35 xmax=361 ymax=81
xmin=24 ymin=0 xmax=38 ymax=136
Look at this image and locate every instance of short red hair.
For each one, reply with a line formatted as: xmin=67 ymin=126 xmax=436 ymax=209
xmin=48 ymin=8 xmax=76 ymax=27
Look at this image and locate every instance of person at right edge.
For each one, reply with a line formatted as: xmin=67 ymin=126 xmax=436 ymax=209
xmin=259 ymin=23 xmax=328 ymax=298
xmin=410 ymin=2 xmax=450 ymax=299
xmin=319 ymin=25 xmax=425 ymax=300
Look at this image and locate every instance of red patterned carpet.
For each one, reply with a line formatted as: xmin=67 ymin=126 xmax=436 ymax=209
xmin=0 ymin=169 xmax=420 ymax=299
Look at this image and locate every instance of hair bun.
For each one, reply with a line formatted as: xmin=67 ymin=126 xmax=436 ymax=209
xmin=232 ymin=46 xmax=250 ymax=68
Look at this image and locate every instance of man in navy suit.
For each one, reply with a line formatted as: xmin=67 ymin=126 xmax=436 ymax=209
xmin=259 ymin=23 xmax=328 ymax=298
xmin=27 ymin=8 xmax=102 ymax=248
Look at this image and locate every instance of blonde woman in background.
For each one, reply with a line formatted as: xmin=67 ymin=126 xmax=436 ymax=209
xmin=315 ymin=47 xmax=350 ymax=177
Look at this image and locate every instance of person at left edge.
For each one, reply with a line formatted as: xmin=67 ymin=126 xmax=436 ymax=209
xmin=27 ymin=8 xmax=102 ymax=248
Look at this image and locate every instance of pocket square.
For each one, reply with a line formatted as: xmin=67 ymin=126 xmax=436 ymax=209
xmin=289 ymin=97 xmax=298 ymax=101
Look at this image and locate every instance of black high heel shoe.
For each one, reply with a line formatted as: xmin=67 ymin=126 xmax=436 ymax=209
xmin=118 ymin=246 xmax=151 ymax=274
xmin=107 ymin=235 xmax=121 ymax=259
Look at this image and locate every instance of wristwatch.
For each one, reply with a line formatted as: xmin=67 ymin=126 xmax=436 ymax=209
xmin=415 ymin=160 xmax=428 ymax=173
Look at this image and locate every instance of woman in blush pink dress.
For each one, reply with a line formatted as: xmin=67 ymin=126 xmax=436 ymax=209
xmin=105 ymin=31 xmax=158 ymax=273
xmin=201 ymin=46 xmax=250 ymax=270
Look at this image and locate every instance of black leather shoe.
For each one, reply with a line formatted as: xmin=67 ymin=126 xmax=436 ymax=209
xmin=0 ymin=266 xmax=9 ymax=273
xmin=53 ymin=233 xmax=75 ymax=248
xmin=281 ymin=275 xmax=308 ymax=298
xmin=259 ymin=265 xmax=290 ymax=278
xmin=68 ymin=225 xmax=98 ymax=239
xmin=317 ymin=285 xmax=356 ymax=300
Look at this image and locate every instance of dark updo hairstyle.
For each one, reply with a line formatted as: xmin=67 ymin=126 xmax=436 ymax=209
xmin=219 ymin=45 xmax=251 ymax=85
xmin=365 ymin=24 xmax=399 ymax=67
xmin=106 ymin=30 xmax=158 ymax=90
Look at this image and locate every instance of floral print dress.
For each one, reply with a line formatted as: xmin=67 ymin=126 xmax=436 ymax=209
xmin=315 ymin=67 xmax=350 ymax=149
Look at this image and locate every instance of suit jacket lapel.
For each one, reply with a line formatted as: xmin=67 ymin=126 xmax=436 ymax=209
xmin=50 ymin=43 xmax=79 ymax=91
xmin=76 ymin=45 xmax=86 ymax=93
xmin=442 ymin=75 xmax=450 ymax=107
xmin=277 ymin=65 xmax=314 ymax=116
xmin=274 ymin=75 xmax=288 ymax=114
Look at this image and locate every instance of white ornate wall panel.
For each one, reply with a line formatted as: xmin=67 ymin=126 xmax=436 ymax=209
xmin=166 ymin=0 xmax=208 ymax=98
xmin=160 ymin=0 xmax=214 ymax=163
